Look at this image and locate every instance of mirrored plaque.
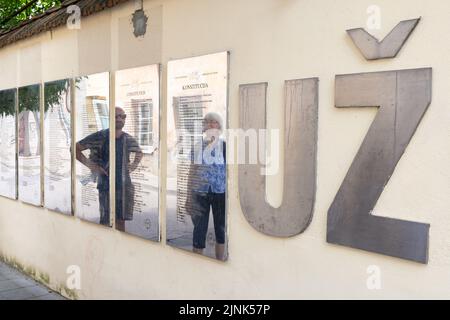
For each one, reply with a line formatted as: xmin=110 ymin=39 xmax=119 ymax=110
xmin=115 ymin=65 xmax=160 ymax=241
xmin=44 ymin=79 xmax=72 ymax=215
xmin=74 ymin=72 xmax=110 ymax=225
xmin=166 ymin=52 xmax=229 ymax=260
xmin=0 ymin=89 xmax=17 ymax=199
xmin=18 ymin=84 xmax=42 ymax=206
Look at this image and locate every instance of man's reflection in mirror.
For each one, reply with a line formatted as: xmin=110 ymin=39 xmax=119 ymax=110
xmin=187 ymin=112 xmax=226 ymax=260
xmin=76 ymin=107 xmax=143 ymax=230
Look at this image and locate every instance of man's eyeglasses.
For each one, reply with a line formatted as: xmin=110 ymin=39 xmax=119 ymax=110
xmin=116 ymin=114 xmax=127 ymax=119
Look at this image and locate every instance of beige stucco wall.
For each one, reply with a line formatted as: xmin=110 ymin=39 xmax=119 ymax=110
xmin=0 ymin=0 xmax=450 ymax=299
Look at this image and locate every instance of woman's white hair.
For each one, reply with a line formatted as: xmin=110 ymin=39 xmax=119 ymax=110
xmin=204 ymin=112 xmax=224 ymax=131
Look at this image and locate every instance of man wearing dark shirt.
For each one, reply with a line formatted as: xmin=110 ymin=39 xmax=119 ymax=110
xmin=76 ymin=107 xmax=143 ymax=231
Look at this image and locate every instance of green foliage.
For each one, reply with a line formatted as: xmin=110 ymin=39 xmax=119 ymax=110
xmin=44 ymin=79 xmax=69 ymax=112
xmin=0 ymin=79 xmax=73 ymax=117
xmin=0 ymin=88 xmax=15 ymax=116
xmin=0 ymin=2 xmax=69 ymax=116
xmin=19 ymin=80 xmax=70 ymax=113
xmin=18 ymin=84 xmax=40 ymax=113
xmin=0 ymin=0 xmax=61 ymax=31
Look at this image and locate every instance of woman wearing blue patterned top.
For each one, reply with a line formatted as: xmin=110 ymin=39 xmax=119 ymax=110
xmin=187 ymin=112 xmax=226 ymax=260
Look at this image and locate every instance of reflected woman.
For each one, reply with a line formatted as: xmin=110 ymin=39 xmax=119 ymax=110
xmin=187 ymin=112 xmax=226 ymax=260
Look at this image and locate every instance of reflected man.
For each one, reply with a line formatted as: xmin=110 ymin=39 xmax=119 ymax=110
xmin=76 ymin=107 xmax=143 ymax=231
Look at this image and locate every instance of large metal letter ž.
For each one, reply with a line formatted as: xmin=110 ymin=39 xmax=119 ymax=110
xmin=327 ymin=68 xmax=431 ymax=263
xmin=239 ymin=78 xmax=318 ymax=237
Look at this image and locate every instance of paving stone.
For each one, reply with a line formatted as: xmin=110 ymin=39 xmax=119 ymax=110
xmin=27 ymin=293 xmax=67 ymax=300
xmin=0 ymin=286 xmax=42 ymax=300
xmin=0 ymin=261 xmax=66 ymax=300
xmin=0 ymin=279 xmax=33 ymax=292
